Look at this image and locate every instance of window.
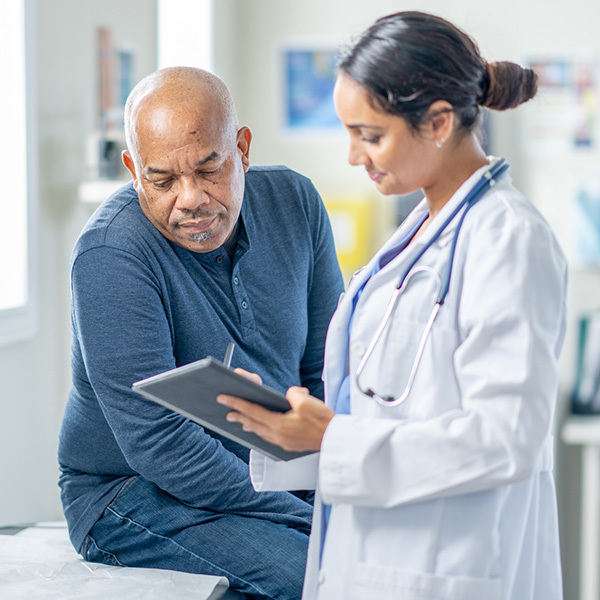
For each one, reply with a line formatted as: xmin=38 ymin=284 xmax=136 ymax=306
xmin=0 ymin=0 xmax=37 ymax=347
xmin=157 ymin=0 xmax=213 ymax=70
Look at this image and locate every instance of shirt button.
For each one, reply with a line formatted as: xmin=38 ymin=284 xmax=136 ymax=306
xmin=317 ymin=570 xmax=326 ymax=585
xmin=233 ymin=276 xmax=239 ymax=285
xmin=241 ymin=300 xmax=248 ymax=310
xmin=216 ymin=255 xmax=223 ymax=264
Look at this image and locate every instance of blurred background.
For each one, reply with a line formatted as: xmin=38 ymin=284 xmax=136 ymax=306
xmin=1 ymin=1 xmax=599 ymax=598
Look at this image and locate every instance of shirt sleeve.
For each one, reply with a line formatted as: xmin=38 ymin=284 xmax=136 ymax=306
xmin=71 ymin=244 xmax=313 ymax=518
xmin=300 ymin=189 xmax=345 ymax=399
xmin=318 ymin=204 xmax=568 ymax=508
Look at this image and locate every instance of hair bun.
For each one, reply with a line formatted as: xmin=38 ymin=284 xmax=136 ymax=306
xmin=481 ymin=61 xmax=538 ymax=110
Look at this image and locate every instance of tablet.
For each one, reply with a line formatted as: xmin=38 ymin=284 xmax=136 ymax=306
xmin=132 ymin=357 xmax=315 ymax=461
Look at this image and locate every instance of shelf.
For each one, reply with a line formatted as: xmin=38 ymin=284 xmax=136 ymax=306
xmin=561 ymin=414 xmax=600 ymax=600
xmin=78 ymin=179 xmax=129 ymax=204
xmin=562 ymin=415 xmax=600 ymax=445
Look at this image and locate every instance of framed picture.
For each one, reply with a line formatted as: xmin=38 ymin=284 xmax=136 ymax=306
xmin=281 ymin=43 xmax=342 ymax=133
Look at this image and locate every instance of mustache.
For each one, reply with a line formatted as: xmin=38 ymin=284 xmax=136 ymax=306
xmin=173 ymin=209 xmax=218 ymax=224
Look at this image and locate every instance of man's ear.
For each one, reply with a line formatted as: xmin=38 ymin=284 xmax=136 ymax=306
xmin=122 ymin=150 xmax=139 ymax=189
xmin=236 ymin=126 xmax=252 ymax=172
xmin=425 ymin=100 xmax=454 ymax=145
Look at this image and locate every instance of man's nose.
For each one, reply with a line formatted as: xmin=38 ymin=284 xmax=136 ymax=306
xmin=174 ymin=177 xmax=210 ymax=210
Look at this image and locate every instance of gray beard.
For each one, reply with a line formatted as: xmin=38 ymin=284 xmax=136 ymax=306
xmin=191 ymin=230 xmax=212 ymax=242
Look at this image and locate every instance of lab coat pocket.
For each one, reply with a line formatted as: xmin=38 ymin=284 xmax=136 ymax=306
xmin=349 ymin=563 xmax=501 ymax=600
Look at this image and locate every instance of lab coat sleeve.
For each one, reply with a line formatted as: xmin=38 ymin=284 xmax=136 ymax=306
xmin=319 ymin=202 xmax=567 ymax=508
xmin=250 ymin=450 xmax=320 ymax=492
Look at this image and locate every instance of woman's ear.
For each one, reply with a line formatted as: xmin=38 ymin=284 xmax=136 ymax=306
xmin=425 ymin=100 xmax=454 ymax=147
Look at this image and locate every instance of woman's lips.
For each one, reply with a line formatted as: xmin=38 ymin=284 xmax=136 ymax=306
xmin=367 ymin=170 xmax=385 ymax=182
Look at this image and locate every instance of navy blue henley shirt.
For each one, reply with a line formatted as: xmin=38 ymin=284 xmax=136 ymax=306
xmin=58 ymin=165 xmax=344 ymax=551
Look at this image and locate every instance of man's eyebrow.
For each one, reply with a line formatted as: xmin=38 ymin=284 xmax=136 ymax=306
xmin=144 ymin=152 xmax=221 ymax=175
xmin=196 ymin=151 xmax=220 ymax=166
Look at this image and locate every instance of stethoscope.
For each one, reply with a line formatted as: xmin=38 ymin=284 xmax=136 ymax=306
xmin=355 ymin=158 xmax=510 ymax=407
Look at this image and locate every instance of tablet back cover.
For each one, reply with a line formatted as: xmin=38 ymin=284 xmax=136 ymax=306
xmin=132 ymin=357 xmax=314 ymax=461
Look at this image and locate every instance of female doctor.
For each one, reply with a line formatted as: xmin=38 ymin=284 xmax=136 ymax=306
xmin=218 ymin=11 xmax=567 ymax=600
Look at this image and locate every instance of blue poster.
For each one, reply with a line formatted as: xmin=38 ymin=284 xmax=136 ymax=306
xmin=284 ymin=49 xmax=340 ymax=130
xmin=574 ymin=183 xmax=600 ymax=265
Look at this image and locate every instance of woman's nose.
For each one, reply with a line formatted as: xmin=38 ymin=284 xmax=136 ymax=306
xmin=348 ymin=141 xmax=369 ymax=167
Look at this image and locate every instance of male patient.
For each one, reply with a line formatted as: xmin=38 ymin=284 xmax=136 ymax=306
xmin=58 ymin=67 xmax=344 ymax=600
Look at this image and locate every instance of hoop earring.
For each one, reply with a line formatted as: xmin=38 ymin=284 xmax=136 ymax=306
xmin=435 ymin=137 xmax=445 ymax=149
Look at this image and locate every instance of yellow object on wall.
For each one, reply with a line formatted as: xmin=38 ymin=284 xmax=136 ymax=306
xmin=323 ymin=196 xmax=375 ymax=276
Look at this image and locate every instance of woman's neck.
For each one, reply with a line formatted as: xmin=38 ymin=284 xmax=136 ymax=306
xmin=422 ymin=135 xmax=489 ymax=219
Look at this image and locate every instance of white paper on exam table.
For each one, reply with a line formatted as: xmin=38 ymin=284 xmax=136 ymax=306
xmin=0 ymin=522 xmax=229 ymax=599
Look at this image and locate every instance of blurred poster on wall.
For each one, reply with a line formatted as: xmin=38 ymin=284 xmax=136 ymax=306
xmin=520 ymin=56 xmax=597 ymax=155
xmin=572 ymin=178 xmax=600 ymax=265
xmin=282 ymin=46 xmax=341 ymax=132
xmin=572 ymin=312 xmax=600 ymax=414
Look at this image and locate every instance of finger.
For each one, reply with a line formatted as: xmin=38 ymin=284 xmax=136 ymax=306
xmin=286 ymin=386 xmax=314 ymax=409
xmin=217 ymin=394 xmax=281 ymax=425
xmin=288 ymin=386 xmax=310 ymax=395
xmin=225 ymin=412 xmax=281 ymax=444
xmin=233 ymin=367 xmax=263 ymax=384
xmin=217 ymin=394 xmax=257 ymax=413
xmin=225 ymin=410 xmax=259 ymax=429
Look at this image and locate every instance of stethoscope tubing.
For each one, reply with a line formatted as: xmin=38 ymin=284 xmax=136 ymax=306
xmin=355 ymin=158 xmax=509 ymax=407
xmin=395 ymin=159 xmax=509 ymax=304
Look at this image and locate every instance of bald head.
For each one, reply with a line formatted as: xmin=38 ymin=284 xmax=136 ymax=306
xmin=120 ymin=67 xmax=252 ymax=254
xmin=124 ymin=67 xmax=239 ymax=160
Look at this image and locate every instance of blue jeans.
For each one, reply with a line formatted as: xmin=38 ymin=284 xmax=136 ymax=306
xmin=80 ymin=476 xmax=312 ymax=600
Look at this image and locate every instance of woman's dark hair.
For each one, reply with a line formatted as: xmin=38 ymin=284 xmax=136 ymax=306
xmin=337 ymin=11 xmax=538 ymax=133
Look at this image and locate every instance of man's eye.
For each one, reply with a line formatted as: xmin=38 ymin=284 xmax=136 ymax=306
xmin=152 ymin=180 xmax=172 ymax=189
xmin=199 ymin=168 xmax=220 ymax=177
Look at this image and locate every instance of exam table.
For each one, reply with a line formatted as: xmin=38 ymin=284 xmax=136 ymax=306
xmin=0 ymin=522 xmax=246 ymax=599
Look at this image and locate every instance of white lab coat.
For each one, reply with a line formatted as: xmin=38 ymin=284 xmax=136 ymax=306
xmin=250 ymin=160 xmax=567 ymax=600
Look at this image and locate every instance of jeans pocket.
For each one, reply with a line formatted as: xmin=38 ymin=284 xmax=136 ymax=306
xmin=107 ymin=475 xmax=138 ymax=508
xmin=81 ymin=533 xmax=125 ymax=567
xmin=79 ymin=476 xmax=138 ymax=567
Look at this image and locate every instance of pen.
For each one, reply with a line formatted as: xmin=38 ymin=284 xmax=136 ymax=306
xmin=224 ymin=342 xmax=235 ymax=369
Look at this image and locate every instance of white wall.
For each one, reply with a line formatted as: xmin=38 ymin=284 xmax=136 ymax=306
xmin=215 ymin=0 xmax=582 ymax=194
xmin=0 ymin=0 xmax=157 ymax=527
